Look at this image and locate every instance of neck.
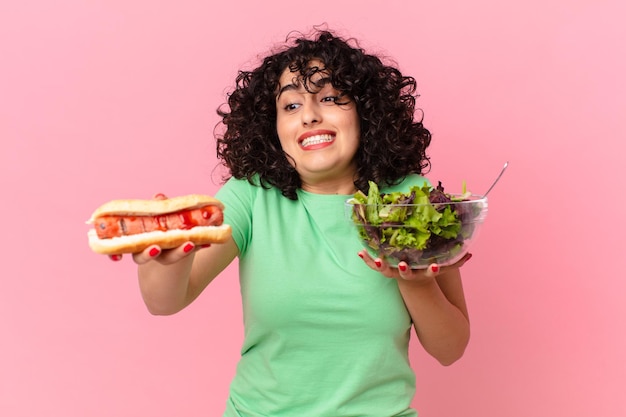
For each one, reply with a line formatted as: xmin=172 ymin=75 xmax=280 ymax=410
xmin=300 ymin=177 xmax=357 ymax=195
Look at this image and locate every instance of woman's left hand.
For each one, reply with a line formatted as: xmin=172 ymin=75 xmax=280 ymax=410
xmin=358 ymin=250 xmax=473 ymax=283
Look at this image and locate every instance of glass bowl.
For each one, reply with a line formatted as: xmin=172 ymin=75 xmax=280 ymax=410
xmin=345 ymin=195 xmax=488 ymax=269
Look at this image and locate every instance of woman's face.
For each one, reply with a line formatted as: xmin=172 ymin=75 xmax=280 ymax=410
xmin=275 ymin=61 xmax=360 ymax=194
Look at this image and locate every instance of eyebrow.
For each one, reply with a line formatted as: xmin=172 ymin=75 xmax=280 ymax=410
xmin=276 ymin=83 xmax=298 ymax=99
xmin=276 ymin=77 xmax=332 ymax=100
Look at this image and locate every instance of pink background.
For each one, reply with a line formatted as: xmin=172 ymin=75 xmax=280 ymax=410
xmin=2 ymin=1 xmax=625 ymax=416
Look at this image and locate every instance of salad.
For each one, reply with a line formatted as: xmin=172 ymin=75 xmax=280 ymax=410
xmin=346 ymin=180 xmax=483 ymax=266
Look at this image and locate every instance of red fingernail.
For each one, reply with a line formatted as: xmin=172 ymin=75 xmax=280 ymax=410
xmin=110 ymin=254 xmax=122 ymax=262
xmin=183 ymin=243 xmax=194 ymax=253
xmin=374 ymin=259 xmax=382 ymax=268
xmin=149 ymin=247 xmax=160 ymax=257
xmin=431 ymin=265 xmax=439 ymax=273
xmin=399 ymin=264 xmax=407 ymax=272
xmin=358 ymin=252 xmax=364 ymax=259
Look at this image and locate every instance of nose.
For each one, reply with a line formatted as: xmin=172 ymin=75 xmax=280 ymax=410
xmin=301 ymin=100 xmax=322 ymax=126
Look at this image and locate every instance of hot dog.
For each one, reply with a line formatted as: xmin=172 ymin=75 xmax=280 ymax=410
xmin=86 ymin=194 xmax=231 ymax=255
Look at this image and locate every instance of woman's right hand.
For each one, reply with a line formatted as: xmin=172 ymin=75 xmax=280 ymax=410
xmin=108 ymin=242 xmax=208 ymax=264
xmin=133 ymin=242 xmax=210 ymax=264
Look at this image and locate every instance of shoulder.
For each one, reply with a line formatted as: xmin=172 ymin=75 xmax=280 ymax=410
xmin=216 ymin=175 xmax=288 ymax=215
xmin=216 ymin=176 xmax=260 ymax=202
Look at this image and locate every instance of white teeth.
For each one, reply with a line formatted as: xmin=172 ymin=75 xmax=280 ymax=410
xmin=301 ymin=134 xmax=334 ymax=147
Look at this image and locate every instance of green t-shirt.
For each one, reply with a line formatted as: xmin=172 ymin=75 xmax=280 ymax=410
xmin=216 ymin=175 xmax=429 ymax=417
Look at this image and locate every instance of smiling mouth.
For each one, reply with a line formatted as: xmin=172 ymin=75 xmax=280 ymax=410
xmin=300 ymin=134 xmax=334 ymax=148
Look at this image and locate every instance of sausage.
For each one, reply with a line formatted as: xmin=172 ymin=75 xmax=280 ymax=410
xmin=94 ymin=205 xmax=224 ymax=239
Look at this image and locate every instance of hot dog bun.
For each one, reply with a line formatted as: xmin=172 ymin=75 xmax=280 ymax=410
xmin=87 ymin=225 xmax=231 ymax=255
xmin=87 ymin=194 xmax=231 ymax=255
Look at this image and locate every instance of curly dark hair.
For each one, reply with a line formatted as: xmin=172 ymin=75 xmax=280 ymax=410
xmin=216 ymin=29 xmax=431 ymax=200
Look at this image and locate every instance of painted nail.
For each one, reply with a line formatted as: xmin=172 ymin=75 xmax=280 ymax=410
xmin=358 ymin=252 xmax=364 ymax=259
xmin=149 ymin=247 xmax=160 ymax=257
xmin=110 ymin=254 xmax=122 ymax=262
xmin=398 ymin=264 xmax=407 ymax=272
xmin=431 ymin=265 xmax=439 ymax=273
xmin=374 ymin=259 xmax=382 ymax=268
xmin=183 ymin=243 xmax=194 ymax=253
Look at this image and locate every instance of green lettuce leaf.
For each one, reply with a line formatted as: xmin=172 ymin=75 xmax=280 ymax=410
xmin=348 ymin=180 xmax=465 ymax=253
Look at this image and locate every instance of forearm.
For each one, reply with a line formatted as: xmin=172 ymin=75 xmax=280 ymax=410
xmin=397 ymin=275 xmax=470 ymax=365
xmin=137 ymin=238 xmax=239 ymax=315
xmin=138 ymin=255 xmax=195 ymax=315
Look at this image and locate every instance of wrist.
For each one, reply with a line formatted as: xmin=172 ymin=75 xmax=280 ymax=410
xmin=395 ymin=275 xmax=439 ymax=292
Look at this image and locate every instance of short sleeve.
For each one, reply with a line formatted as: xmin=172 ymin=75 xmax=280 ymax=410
xmin=215 ymin=177 xmax=255 ymax=255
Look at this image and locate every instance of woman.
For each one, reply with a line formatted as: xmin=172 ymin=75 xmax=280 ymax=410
xmin=125 ymin=29 xmax=471 ymax=417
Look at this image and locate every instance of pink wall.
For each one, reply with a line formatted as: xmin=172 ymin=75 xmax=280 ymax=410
xmin=2 ymin=1 xmax=624 ymax=416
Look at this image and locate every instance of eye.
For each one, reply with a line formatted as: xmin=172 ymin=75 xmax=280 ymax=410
xmin=321 ymin=93 xmax=350 ymax=106
xmin=284 ymin=102 xmax=301 ymax=111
